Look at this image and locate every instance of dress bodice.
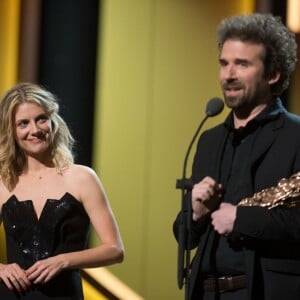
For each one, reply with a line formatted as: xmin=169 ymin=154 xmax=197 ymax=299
xmin=0 ymin=192 xmax=90 ymax=299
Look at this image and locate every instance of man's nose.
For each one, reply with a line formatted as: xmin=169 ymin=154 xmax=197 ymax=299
xmin=224 ymin=65 xmax=237 ymax=79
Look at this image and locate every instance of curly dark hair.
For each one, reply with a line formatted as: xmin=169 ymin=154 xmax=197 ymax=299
xmin=217 ymin=13 xmax=298 ymax=96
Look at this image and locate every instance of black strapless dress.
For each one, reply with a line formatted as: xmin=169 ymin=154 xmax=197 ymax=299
xmin=0 ymin=192 xmax=90 ymax=299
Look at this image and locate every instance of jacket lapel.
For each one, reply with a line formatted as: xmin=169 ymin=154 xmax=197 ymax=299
xmin=249 ymin=114 xmax=284 ymax=167
xmin=231 ymin=112 xmax=284 ymax=205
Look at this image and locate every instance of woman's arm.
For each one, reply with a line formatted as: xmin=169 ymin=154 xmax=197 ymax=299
xmin=26 ymin=165 xmax=124 ymax=284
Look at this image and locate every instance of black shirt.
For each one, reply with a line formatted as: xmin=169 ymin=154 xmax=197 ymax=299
xmin=200 ymin=101 xmax=280 ymax=276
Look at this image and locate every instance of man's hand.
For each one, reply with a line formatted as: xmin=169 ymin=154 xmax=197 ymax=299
xmin=192 ymin=176 xmax=223 ymax=221
xmin=211 ymin=203 xmax=237 ymax=235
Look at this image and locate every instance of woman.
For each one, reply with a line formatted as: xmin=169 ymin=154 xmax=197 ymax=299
xmin=0 ymin=82 xmax=124 ymax=299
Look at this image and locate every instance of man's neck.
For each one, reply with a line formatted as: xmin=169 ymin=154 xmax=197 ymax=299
xmin=233 ymin=103 xmax=268 ymax=129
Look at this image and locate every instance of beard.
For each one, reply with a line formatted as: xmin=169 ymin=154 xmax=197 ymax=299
xmin=222 ymin=87 xmax=270 ymax=120
xmin=224 ymin=93 xmax=247 ymax=109
xmin=222 ymin=81 xmax=246 ymax=108
xmin=222 ymin=80 xmax=260 ymax=112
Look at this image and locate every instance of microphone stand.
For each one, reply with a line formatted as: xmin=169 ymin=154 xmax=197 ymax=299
xmin=176 ymin=114 xmax=210 ymax=300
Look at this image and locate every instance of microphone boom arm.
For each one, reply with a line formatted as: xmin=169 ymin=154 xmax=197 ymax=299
xmin=176 ymin=115 xmax=209 ymax=297
xmin=175 ymin=97 xmax=224 ymax=299
xmin=176 ymin=115 xmax=209 ymax=190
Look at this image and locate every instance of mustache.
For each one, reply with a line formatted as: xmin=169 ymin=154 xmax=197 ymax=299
xmin=222 ymin=81 xmax=244 ymax=90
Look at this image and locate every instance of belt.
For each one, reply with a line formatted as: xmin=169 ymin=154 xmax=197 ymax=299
xmin=203 ymin=275 xmax=247 ymax=293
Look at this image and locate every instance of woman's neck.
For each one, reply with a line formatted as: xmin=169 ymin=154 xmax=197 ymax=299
xmin=24 ymin=154 xmax=54 ymax=174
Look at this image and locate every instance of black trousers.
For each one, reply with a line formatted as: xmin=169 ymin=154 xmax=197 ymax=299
xmin=201 ymin=288 xmax=248 ymax=300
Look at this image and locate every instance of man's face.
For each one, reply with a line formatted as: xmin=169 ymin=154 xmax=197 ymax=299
xmin=219 ymin=39 xmax=274 ymax=112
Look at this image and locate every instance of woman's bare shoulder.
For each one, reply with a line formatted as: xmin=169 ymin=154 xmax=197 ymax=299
xmin=63 ymin=164 xmax=101 ymax=192
xmin=65 ymin=164 xmax=97 ymax=179
xmin=63 ymin=164 xmax=103 ymax=203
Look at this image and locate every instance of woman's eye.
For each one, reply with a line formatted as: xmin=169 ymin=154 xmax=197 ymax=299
xmin=17 ymin=121 xmax=28 ymax=128
xmin=39 ymin=118 xmax=47 ymax=123
xmin=37 ymin=116 xmax=49 ymax=124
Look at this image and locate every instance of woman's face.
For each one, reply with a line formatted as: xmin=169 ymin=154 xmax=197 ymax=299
xmin=14 ymin=102 xmax=52 ymax=157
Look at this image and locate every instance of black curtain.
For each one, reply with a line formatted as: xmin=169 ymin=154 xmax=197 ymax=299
xmin=272 ymin=0 xmax=289 ymax=108
xmin=38 ymin=0 xmax=100 ymax=166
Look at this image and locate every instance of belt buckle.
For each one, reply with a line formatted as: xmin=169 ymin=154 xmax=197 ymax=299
xmin=218 ymin=276 xmax=233 ymax=293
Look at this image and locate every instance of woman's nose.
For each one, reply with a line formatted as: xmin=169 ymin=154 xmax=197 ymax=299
xmin=30 ymin=122 xmax=42 ymax=133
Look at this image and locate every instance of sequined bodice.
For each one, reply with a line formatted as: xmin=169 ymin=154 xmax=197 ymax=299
xmin=2 ymin=192 xmax=90 ymax=269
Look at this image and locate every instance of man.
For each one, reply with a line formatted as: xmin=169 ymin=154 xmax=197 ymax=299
xmin=173 ymin=13 xmax=300 ymax=300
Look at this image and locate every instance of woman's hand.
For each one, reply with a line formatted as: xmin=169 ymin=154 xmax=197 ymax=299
xmin=25 ymin=255 xmax=67 ymax=285
xmin=0 ymin=263 xmax=31 ymax=292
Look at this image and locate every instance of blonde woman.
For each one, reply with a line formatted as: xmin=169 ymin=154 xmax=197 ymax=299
xmin=0 ymin=82 xmax=124 ymax=299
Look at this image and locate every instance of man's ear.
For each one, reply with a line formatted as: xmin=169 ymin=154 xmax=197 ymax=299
xmin=268 ymin=71 xmax=280 ymax=85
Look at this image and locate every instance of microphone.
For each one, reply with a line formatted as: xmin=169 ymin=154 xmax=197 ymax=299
xmin=176 ymin=97 xmax=224 ymax=190
xmin=206 ymin=97 xmax=224 ymax=117
xmin=176 ymin=97 xmax=224 ymax=294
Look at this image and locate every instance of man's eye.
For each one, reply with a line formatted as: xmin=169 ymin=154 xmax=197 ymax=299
xmin=219 ymin=60 xmax=227 ymax=67
xmin=239 ymin=61 xmax=248 ymax=67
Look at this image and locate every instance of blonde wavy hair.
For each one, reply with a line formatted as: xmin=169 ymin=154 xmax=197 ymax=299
xmin=0 ymin=82 xmax=74 ymax=191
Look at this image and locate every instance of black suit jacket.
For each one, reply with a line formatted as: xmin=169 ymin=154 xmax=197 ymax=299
xmin=174 ymin=98 xmax=300 ymax=300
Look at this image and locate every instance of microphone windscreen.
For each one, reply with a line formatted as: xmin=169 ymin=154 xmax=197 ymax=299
xmin=205 ymin=97 xmax=224 ymax=117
